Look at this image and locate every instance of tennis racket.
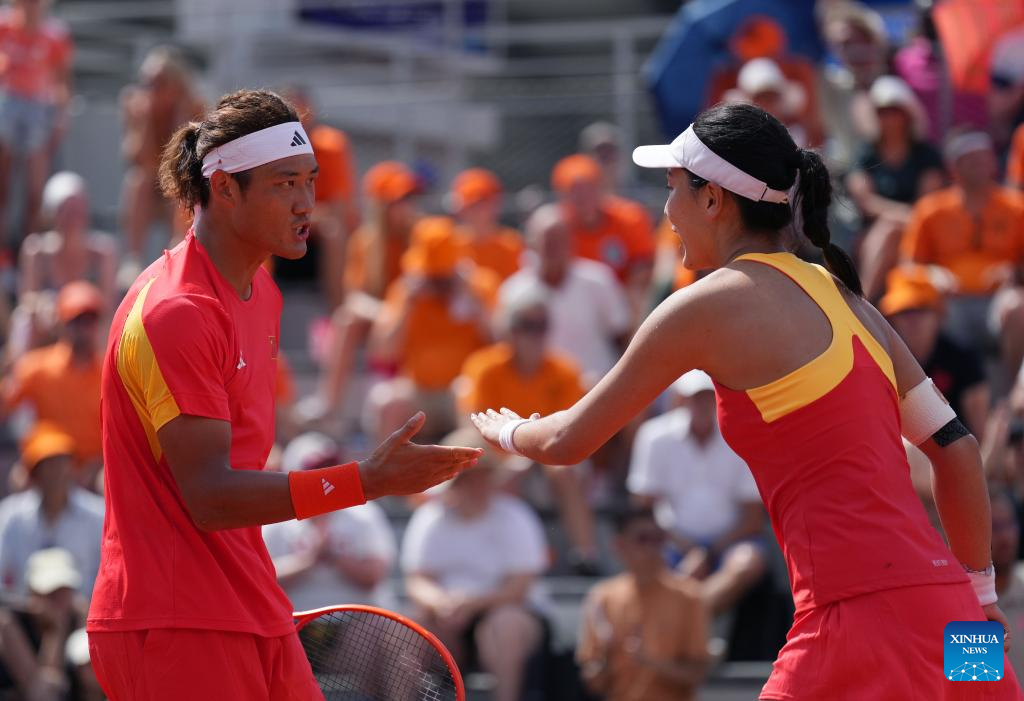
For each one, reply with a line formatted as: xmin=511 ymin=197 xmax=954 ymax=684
xmin=295 ymin=604 xmax=465 ymax=701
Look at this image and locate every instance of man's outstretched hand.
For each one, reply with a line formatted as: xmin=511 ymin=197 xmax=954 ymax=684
xmin=359 ymin=412 xmax=482 ymax=500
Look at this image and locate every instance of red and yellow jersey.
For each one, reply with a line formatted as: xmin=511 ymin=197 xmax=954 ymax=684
xmin=715 ymin=253 xmax=967 ymax=614
xmin=87 ymin=232 xmax=294 ymax=637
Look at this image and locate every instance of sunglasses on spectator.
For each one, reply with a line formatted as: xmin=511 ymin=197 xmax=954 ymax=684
xmin=627 ymin=529 xmax=666 ymax=546
xmin=512 ymin=318 xmax=548 ymax=335
xmin=68 ymin=312 xmax=100 ymax=326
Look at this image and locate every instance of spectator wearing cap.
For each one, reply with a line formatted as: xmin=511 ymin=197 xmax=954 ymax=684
xmin=2 ymin=281 xmax=104 ymax=473
xmin=0 ymin=428 xmax=103 ymax=599
xmin=448 ymin=168 xmax=523 ymax=282
xmin=9 ymin=172 xmax=116 ymax=359
xmin=723 ymin=57 xmax=810 ymax=147
xmin=579 ymin=121 xmax=624 ymax=192
xmin=551 ymin=154 xmax=655 ymax=295
xmin=0 ymin=548 xmax=85 ymax=701
xmin=627 ymin=370 xmax=766 ymax=615
xmin=262 ymin=432 xmax=397 ymax=611
xmin=499 ymin=204 xmax=630 ymax=388
xmin=848 ymin=76 xmax=946 ymax=300
xmin=900 ymin=129 xmax=1024 ymax=357
xmin=307 ymin=162 xmax=421 ymax=424
xmin=457 ymin=282 xmax=599 ymax=573
xmin=19 ymin=172 xmax=117 ymax=309
xmin=274 ymin=85 xmax=359 ymax=308
xmin=818 ymin=1 xmax=889 ymax=167
xmin=366 ymin=218 xmax=498 ymax=443
xmin=880 ymin=265 xmax=989 ymax=437
xmin=402 ymin=429 xmax=549 ymax=701
xmin=576 ymin=506 xmax=709 ymax=701
xmin=989 ymin=27 xmax=1024 ymax=156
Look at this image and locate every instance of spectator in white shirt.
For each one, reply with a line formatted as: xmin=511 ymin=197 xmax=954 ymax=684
xmin=499 ymin=203 xmax=630 ymax=388
xmin=262 ymin=432 xmax=398 ymax=612
xmin=401 ymin=429 xmax=548 ymax=701
xmin=0 ymin=427 xmax=103 ymax=599
xmin=628 ymin=370 xmax=767 ymax=614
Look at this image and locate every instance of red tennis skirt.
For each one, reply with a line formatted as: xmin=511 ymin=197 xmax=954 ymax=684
xmin=89 ymin=628 xmax=324 ymax=700
xmin=761 ymin=582 xmax=1024 ymax=700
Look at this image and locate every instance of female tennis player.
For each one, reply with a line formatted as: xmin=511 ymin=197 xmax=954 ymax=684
xmin=86 ymin=89 xmax=481 ymax=700
xmin=473 ymin=103 xmax=1022 ymax=699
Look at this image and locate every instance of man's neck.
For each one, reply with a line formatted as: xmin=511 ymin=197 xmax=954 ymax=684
xmin=630 ymin=568 xmax=665 ymax=590
xmin=194 ymin=211 xmax=265 ymax=299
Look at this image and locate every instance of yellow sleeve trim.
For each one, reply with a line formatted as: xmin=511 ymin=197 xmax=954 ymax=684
xmin=115 ymin=278 xmax=180 ymax=461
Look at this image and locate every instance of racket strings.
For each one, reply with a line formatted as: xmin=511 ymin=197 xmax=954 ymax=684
xmin=299 ymin=610 xmax=458 ymax=701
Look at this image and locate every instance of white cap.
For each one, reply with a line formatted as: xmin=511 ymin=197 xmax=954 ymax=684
xmin=26 ymin=548 xmax=81 ymax=595
xmin=42 ymin=171 xmax=87 ymax=219
xmin=738 ymin=58 xmax=786 ymax=95
xmin=671 ymin=370 xmax=715 ymax=397
xmin=991 ymin=27 xmax=1024 ymax=86
xmin=280 ymin=432 xmax=340 ymax=473
xmin=869 ymin=75 xmax=927 ymax=137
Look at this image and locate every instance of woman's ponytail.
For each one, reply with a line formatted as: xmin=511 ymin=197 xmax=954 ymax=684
xmin=158 ymin=121 xmax=204 ymax=210
xmin=796 ymin=148 xmax=863 ymax=296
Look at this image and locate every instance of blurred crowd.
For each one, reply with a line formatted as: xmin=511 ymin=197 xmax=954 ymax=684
xmin=3 ymin=0 xmax=1024 ymax=699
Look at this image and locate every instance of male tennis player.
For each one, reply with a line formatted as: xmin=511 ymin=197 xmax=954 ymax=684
xmin=85 ymin=89 xmax=482 ymax=699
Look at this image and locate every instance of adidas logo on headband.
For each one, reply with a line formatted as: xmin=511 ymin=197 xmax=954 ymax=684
xmin=200 ymin=122 xmax=315 ymax=178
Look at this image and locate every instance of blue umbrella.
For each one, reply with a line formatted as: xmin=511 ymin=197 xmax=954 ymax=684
xmin=643 ymin=0 xmax=822 ymax=138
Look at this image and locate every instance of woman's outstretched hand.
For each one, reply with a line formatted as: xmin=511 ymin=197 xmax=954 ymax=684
xmin=469 ymin=408 xmax=540 ymax=452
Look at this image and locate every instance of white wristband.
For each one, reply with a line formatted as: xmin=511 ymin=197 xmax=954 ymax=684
xmin=968 ymin=570 xmax=998 ymax=606
xmin=498 ymin=418 xmax=532 ymax=455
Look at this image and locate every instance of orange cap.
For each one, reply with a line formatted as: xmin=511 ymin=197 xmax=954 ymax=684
xmin=551 ymin=154 xmax=603 ymax=193
xmin=879 ymin=265 xmax=942 ymax=317
xmin=731 ymin=16 xmax=786 ymax=62
xmin=401 ymin=217 xmax=464 ymax=277
xmin=56 ymin=281 xmax=103 ymax=323
xmin=450 ymin=168 xmax=502 ymax=210
xmin=21 ymin=424 xmax=75 ymax=472
xmin=363 ymin=161 xmax=420 ymax=204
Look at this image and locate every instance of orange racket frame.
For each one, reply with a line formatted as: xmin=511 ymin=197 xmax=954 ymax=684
xmin=294 ymin=604 xmax=466 ymax=701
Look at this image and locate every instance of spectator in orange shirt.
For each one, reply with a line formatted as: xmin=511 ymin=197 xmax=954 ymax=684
xmin=118 ymin=46 xmax=204 ymax=277
xmin=448 ymin=168 xmax=523 ymax=281
xmin=276 ymin=86 xmax=359 ymax=308
xmin=577 ymin=506 xmax=709 ymax=701
xmin=0 ymin=0 xmax=72 ymax=251
xmin=1009 ymin=122 xmax=1024 ymax=190
xmin=366 ymin=218 xmax=497 ymax=443
xmin=2 ymin=282 xmax=104 ymax=484
xmin=901 ymin=129 xmax=1024 ymax=354
xmin=306 ymin=162 xmax=421 ymax=425
xmin=552 ymin=154 xmax=655 ymax=323
xmin=458 ymin=282 xmax=598 ymax=573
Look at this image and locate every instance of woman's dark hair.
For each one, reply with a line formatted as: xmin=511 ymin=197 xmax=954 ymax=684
xmin=690 ymin=102 xmax=863 ymax=296
xmin=158 ymin=89 xmax=300 ymax=210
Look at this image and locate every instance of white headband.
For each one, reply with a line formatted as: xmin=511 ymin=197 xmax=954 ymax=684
xmin=201 ymin=122 xmax=314 ymax=178
xmin=943 ymin=131 xmax=992 ymax=164
xmin=632 ymin=125 xmax=790 ymax=204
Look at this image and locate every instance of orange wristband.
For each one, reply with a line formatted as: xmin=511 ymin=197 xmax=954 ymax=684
xmin=288 ymin=462 xmax=366 ymax=520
